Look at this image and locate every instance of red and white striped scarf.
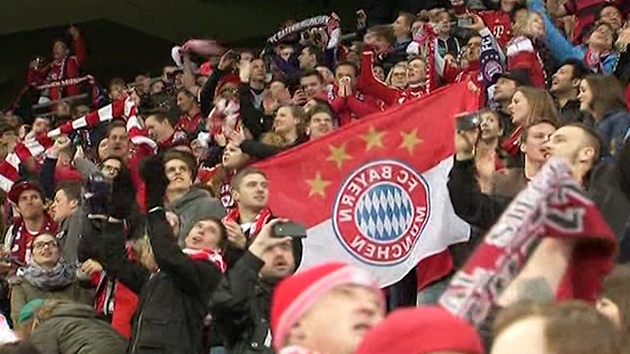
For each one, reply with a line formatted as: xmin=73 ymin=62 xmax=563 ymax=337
xmin=439 ymin=158 xmax=617 ymax=327
xmin=182 ymin=248 xmax=226 ymax=272
xmin=223 ymin=207 xmax=272 ymax=240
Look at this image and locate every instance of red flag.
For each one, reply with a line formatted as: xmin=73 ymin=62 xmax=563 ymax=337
xmin=255 ymin=83 xmax=478 ymax=286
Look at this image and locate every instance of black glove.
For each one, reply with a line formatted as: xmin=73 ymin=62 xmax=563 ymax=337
xmin=85 ymin=172 xmax=110 ymax=216
xmin=140 ymin=155 xmax=169 ymax=210
xmin=109 ymin=168 xmax=137 ymax=220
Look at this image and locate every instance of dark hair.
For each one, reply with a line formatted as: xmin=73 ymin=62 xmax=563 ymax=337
xmin=146 ymin=111 xmax=171 ymax=124
xmin=334 ymin=61 xmax=359 ymax=77
xmin=106 ymin=119 xmax=127 ymax=138
xmin=191 ymin=215 xmax=229 ymax=250
xmin=368 ymin=25 xmax=396 ymax=44
xmin=300 ymin=69 xmax=324 ymax=83
xmin=582 ymin=74 xmax=627 ymax=121
xmin=558 ymin=58 xmax=590 ymax=81
xmin=163 ymin=149 xmax=198 ymax=181
xmin=55 ymin=181 xmax=83 ymax=204
xmin=303 ymin=45 xmax=323 ymax=65
xmin=230 ymin=167 xmax=267 ymax=190
xmin=0 ymin=342 xmax=42 ymax=354
xmin=397 ymin=11 xmax=417 ymax=27
xmin=307 ymin=103 xmax=334 ymax=123
xmin=520 ymin=118 xmax=559 ymax=143
xmin=176 ymin=88 xmax=196 ymax=99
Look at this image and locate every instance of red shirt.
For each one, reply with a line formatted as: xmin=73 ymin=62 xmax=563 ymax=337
xmin=329 ymin=87 xmax=382 ymax=126
xmin=507 ymin=36 xmax=546 ymax=88
xmin=175 ymin=111 xmax=202 ymax=135
xmin=477 ymin=10 xmax=513 ymax=48
xmin=8 ymin=214 xmax=57 ymax=266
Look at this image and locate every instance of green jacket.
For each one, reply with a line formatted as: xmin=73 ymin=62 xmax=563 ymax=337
xmin=30 ymin=301 xmax=128 ymax=354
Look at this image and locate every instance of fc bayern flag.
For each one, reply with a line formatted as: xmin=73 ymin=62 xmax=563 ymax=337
xmin=255 ymin=83 xmax=479 ymax=287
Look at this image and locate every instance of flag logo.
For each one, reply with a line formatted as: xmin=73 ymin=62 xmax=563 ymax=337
xmin=332 ymin=160 xmax=430 ymax=266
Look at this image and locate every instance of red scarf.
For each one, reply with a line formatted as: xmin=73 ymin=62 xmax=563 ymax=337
xmin=279 ymin=347 xmax=319 ymax=354
xmin=439 ymin=158 xmax=617 ymax=326
xmin=501 ymin=125 xmax=523 ymax=156
xmin=223 ymin=207 xmax=272 ymax=240
xmin=9 ymin=214 xmax=57 ymax=266
xmin=584 ymin=48 xmax=610 ymax=74
xmin=182 ymin=248 xmax=226 ymax=272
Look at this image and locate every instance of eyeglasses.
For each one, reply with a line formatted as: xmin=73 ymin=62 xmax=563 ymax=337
xmin=32 ymin=240 xmax=58 ymax=250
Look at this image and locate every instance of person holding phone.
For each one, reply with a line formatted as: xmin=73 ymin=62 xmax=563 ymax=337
xmin=210 ymin=218 xmax=303 ymax=354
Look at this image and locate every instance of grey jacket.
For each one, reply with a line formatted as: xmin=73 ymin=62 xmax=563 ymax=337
xmin=58 ymin=209 xmax=86 ymax=265
xmin=169 ymin=187 xmax=226 ymax=242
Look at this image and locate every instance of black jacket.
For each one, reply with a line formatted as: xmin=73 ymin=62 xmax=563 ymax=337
xmin=210 ymin=251 xmax=277 ymax=354
xmin=103 ymin=211 xmax=222 ymax=354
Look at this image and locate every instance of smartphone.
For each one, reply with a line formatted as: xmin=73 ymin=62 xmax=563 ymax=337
xmin=273 ymin=221 xmax=307 ymax=238
xmin=456 ymin=111 xmax=482 ymax=131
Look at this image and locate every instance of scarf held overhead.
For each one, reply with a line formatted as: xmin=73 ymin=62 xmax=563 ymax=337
xmin=439 ymin=158 xmax=617 ymax=327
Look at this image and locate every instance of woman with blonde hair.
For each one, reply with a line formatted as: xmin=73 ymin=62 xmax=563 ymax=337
xmin=502 ymin=86 xmax=558 ymax=159
xmin=386 ymin=62 xmax=408 ymax=89
xmin=506 ymin=11 xmax=547 ymax=88
xmin=233 ymin=104 xmax=308 ymax=160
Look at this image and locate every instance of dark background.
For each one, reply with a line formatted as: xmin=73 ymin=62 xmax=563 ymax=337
xmin=0 ymin=0 xmax=363 ymax=109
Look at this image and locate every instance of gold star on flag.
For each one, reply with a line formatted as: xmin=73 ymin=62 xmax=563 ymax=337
xmin=306 ymin=172 xmax=332 ymax=198
xmin=399 ymin=129 xmax=423 ymax=154
xmin=326 ymin=143 xmax=352 ymax=169
xmin=361 ymin=126 xmax=386 ymax=151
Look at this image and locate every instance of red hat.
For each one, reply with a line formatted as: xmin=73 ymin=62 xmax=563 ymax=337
xmin=215 ymin=74 xmax=241 ymax=96
xmin=8 ymin=180 xmax=45 ymax=205
xmin=355 ymin=306 xmax=484 ymax=354
xmin=270 ymin=262 xmax=382 ymax=351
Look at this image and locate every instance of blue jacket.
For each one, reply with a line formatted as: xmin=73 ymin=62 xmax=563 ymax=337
xmin=529 ymin=0 xmax=618 ymax=74
xmin=597 ymin=109 xmax=630 ymax=158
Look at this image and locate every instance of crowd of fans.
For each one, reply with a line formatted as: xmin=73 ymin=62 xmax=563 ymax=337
xmin=0 ymin=0 xmax=629 ymax=353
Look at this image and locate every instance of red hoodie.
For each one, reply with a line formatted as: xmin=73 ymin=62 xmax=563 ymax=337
xmin=506 ymin=36 xmax=546 ymax=88
xmin=329 ymin=86 xmax=382 ymax=126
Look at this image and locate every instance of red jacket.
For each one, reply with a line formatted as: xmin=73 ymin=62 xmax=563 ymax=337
xmin=357 ymin=51 xmax=429 ymax=108
xmin=329 ymin=87 xmax=382 ymax=126
xmin=30 ymin=36 xmax=87 ymax=100
xmin=175 ymin=111 xmax=202 ymax=135
xmin=506 ymin=36 xmax=546 ymax=88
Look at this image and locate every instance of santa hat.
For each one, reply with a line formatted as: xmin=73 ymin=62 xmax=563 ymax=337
xmin=270 ymin=262 xmax=382 ymax=351
xmin=355 ymin=306 xmax=484 ymax=354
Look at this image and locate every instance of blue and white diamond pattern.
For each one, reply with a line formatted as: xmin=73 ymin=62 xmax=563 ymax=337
xmin=355 ymin=183 xmax=413 ymax=242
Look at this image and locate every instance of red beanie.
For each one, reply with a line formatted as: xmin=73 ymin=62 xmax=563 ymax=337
xmin=270 ymin=262 xmax=382 ymax=351
xmin=355 ymin=306 xmax=484 ymax=354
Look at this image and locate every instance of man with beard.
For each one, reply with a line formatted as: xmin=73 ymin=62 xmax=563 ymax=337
xmin=211 ymin=218 xmax=302 ymax=354
xmin=549 ymin=59 xmax=589 ymax=123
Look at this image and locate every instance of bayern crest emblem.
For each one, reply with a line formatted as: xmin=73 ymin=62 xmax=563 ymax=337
xmin=332 ymin=160 xmax=430 ymax=265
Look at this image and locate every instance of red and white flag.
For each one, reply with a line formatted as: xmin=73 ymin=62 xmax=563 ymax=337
xmin=255 ymin=83 xmax=479 ymax=287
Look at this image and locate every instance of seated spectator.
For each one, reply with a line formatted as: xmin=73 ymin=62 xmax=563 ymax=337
xmin=9 ymin=233 xmax=92 ymax=325
xmin=23 ymin=299 xmax=127 ymax=354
